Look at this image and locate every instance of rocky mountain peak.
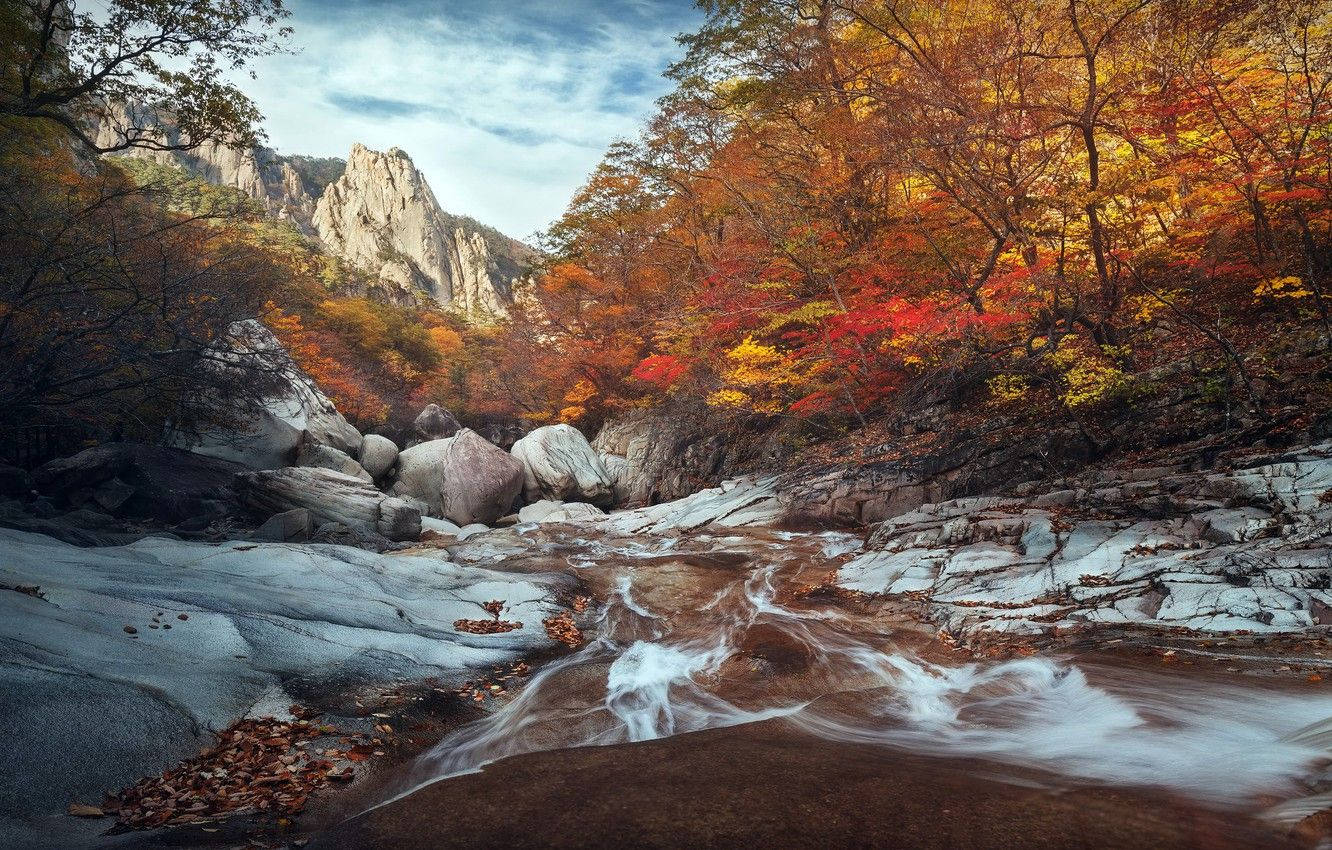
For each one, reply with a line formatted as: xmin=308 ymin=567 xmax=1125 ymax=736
xmin=312 ymin=143 xmax=530 ymax=319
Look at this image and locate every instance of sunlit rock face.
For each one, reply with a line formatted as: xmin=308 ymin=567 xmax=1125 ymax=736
xmin=511 ymin=424 xmax=615 ymax=506
xmin=92 ymin=101 xmax=322 ymax=233
xmin=313 ymin=144 xmax=530 ymax=318
xmin=175 ymin=320 xmax=362 ymax=470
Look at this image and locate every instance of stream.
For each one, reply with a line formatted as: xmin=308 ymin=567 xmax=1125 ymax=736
xmin=359 ymin=527 xmax=1332 ymax=839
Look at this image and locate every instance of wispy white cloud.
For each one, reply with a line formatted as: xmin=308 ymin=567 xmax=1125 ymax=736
xmin=241 ymin=0 xmax=700 ymax=240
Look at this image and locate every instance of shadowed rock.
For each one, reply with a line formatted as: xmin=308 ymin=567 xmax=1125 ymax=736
xmin=413 ymin=404 xmax=461 ymax=443
xmin=32 ymin=442 xmax=244 ymax=524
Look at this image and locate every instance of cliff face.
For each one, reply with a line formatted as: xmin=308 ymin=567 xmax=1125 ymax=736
xmin=93 ymin=102 xmax=326 ymax=234
xmin=312 ymin=144 xmax=529 ymax=318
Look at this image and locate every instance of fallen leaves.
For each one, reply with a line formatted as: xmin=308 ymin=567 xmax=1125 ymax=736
xmin=543 ymin=611 xmax=582 ymax=648
xmin=454 ymin=618 xmax=522 ymax=634
xmin=455 ymin=661 xmax=531 ymax=703
xmin=456 ymin=599 xmax=523 ymax=634
xmin=97 ymin=712 xmax=386 ymax=830
xmin=792 ymin=571 xmax=866 ymax=603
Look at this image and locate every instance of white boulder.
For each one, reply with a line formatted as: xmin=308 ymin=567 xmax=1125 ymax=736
xmin=421 ymin=516 xmax=463 ymax=536
xmin=510 ymin=424 xmax=614 ymax=505
xmin=518 ymin=500 xmax=606 ymax=525
xmin=358 ymin=434 xmax=400 ymax=479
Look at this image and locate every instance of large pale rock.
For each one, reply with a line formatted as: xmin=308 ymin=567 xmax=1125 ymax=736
xmin=600 ymin=477 xmax=784 ymax=535
xmin=511 ymin=424 xmax=614 ymax=505
xmin=390 ymin=429 xmax=524 ymax=526
xmin=235 ymin=467 xmax=420 ymax=542
xmin=358 ymin=434 xmax=399 ymax=479
xmin=312 ymin=144 xmax=530 ymax=317
xmin=517 ymin=499 xmax=563 ymax=524
xmin=0 ymin=527 xmax=574 ymax=833
xmin=535 ymin=502 xmax=606 ymax=524
xmin=179 ymin=321 xmax=362 ymax=469
xmin=297 ymin=441 xmax=373 ymax=483
xmin=414 ymin=404 xmax=461 ymax=442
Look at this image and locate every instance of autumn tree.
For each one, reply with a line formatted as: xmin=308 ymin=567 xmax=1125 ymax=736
xmin=1 ymin=0 xmax=290 ymax=153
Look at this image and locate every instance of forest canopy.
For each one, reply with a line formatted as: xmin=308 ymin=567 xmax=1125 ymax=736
xmin=481 ymin=0 xmax=1330 ymax=440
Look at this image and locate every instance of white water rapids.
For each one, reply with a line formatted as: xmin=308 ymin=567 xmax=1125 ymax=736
xmin=385 ymin=530 xmax=1332 ymax=821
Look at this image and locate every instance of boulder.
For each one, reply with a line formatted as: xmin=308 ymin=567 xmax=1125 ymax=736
xmin=518 ymin=499 xmax=563 ymax=524
xmin=517 ymin=499 xmax=605 ymax=525
xmin=414 ymin=404 xmax=461 ymax=443
xmin=254 ymin=508 xmax=314 ymax=542
xmin=235 ymin=467 xmax=421 ymax=542
xmin=297 ymin=440 xmax=373 ymax=483
xmin=358 ymin=434 xmax=399 ymax=479
xmin=178 ymin=320 xmax=362 ymax=469
xmin=511 ymin=424 xmax=614 ymax=506
xmin=537 ymin=503 xmax=606 ymax=524
xmin=33 ymin=443 xmax=244 ymax=524
xmin=421 ymin=516 xmax=462 ymax=536
xmin=390 ymin=429 xmax=523 ymax=526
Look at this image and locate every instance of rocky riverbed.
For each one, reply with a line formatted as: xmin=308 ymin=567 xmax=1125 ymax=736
xmin=6 ymin=439 xmax=1332 ymax=847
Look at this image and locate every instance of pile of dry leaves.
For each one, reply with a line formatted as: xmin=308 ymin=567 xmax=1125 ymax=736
xmin=455 ymin=599 xmax=523 ymax=635
xmin=543 ymin=611 xmax=583 ymax=647
xmin=792 ymin=572 xmax=867 ymax=603
xmin=83 ymin=710 xmax=385 ymax=829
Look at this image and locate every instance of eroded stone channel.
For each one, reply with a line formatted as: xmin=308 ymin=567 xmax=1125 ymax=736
xmin=314 ymin=525 xmax=1332 ymax=848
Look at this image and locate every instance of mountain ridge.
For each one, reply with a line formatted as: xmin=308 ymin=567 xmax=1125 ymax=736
xmin=93 ymin=102 xmax=534 ymax=319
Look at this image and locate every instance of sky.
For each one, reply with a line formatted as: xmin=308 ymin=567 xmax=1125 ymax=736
xmin=241 ymin=0 xmax=703 ymax=241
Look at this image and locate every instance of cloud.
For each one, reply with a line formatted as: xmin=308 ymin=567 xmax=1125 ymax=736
xmin=240 ymin=0 xmax=701 ymax=240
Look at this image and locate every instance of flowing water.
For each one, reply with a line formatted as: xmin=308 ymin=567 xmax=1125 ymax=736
xmin=385 ymin=528 xmax=1332 ymax=825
